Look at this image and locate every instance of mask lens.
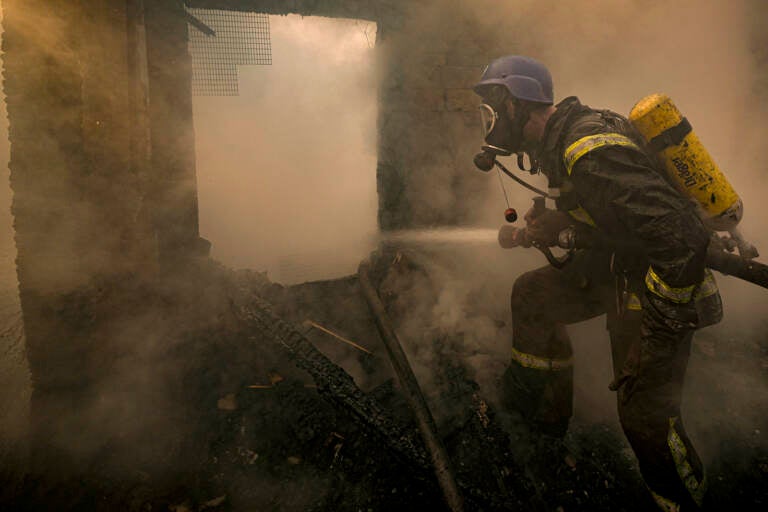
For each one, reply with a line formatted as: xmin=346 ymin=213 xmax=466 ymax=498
xmin=479 ymin=103 xmax=497 ymax=138
xmin=483 ymin=85 xmax=509 ymax=109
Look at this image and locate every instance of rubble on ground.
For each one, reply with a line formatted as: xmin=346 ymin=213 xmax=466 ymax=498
xmin=1 ymin=249 xmax=766 ymax=511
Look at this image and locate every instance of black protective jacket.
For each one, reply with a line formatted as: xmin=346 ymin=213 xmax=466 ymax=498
xmin=536 ymin=97 xmax=710 ymax=297
xmin=529 ymin=98 xmax=714 ymax=509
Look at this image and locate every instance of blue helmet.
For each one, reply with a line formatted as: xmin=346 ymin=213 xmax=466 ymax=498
xmin=474 ymin=55 xmax=554 ymax=105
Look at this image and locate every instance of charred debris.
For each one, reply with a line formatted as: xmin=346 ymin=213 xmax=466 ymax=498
xmin=2 ymin=245 xmax=767 ymax=511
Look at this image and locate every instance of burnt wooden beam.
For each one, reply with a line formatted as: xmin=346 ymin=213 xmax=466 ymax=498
xmin=359 ymin=259 xmax=465 ymax=512
xmin=230 ymin=275 xmax=431 ymax=472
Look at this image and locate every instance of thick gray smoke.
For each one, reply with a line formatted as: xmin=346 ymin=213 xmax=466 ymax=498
xmin=370 ymin=0 xmax=768 ymax=434
xmin=193 ymin=15 xmax=379 ymax=285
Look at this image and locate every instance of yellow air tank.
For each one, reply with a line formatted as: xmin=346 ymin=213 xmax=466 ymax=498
xmin=629 ymin=93 xmax=742 ymax=231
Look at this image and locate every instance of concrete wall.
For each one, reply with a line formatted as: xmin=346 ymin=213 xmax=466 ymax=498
xmin=374 ymin=1 xmax=492 ymax=228
xmin=1 ymin=0 xmax=200 ymax=471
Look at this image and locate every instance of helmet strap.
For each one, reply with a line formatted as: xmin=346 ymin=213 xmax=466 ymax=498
xmin=509 ymin=100 xmax=541 ymax=173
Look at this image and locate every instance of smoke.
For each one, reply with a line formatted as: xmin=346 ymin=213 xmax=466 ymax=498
xmin=464 ymin=0 xmax=766 ymax=228
xmin=0 ymin=0 xmax=765 ymax=503
xmin=427 ymin=0 xmax=768 ymax=434
xmin=0 ymin=10 xmax=382 ymax=481
xmin=0 ymin=0 xmax=229 ymax=479
xmin=193 ymin=15 xmax=379 ymax=285
xmin=0 ymin=7 xmax=383 ymax=486
xmin=187 ymin=0 xmax=768 ymax=438
xmin=370 ymin=0 xmax=768 ymax=436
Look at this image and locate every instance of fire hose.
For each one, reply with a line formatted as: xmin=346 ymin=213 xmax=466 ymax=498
xmin=499 ymin=223 xmax=768 ymax=290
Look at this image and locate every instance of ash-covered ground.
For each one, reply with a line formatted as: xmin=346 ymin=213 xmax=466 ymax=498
xmin=0 ymin=247 xmax=766 ymax=511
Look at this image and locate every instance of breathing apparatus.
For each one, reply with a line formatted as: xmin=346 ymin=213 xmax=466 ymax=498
xmin=628 ymin=93 xmax=757 ymax=258
xmin=478 ymin=88 xmax=536 ymax=160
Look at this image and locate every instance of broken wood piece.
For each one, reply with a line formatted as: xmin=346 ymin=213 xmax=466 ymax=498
xmin=304 ymin=319 xmax=374 ymax=355
xmin=358 ymin=260 xmax=465 ymax=512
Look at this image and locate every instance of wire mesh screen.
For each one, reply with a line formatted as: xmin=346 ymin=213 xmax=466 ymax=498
xmin=186 ymin=8 xmax=272 ymax=96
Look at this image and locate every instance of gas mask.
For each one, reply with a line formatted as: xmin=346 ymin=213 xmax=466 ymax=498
xmin=479 ymin=102 xmax=520 ymax=157
xmin=477 ymin=89 xmax=539 ymax=173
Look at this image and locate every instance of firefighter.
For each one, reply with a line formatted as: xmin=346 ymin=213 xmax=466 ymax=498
xmin=474 ymin=55 xmax=722 ymax=511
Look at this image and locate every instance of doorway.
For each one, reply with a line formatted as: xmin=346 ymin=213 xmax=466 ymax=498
xmin=192 ymin=14 xmax=378 ymax=284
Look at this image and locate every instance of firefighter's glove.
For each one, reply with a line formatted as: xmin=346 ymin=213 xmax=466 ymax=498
xmin=643 ymin=292 xmax=699 ymax=333
xmin=523 ymin=208 xmax=573 ymax=248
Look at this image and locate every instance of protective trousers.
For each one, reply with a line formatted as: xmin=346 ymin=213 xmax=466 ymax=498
xmin=502 ymin=256 xmax=706 ymax=510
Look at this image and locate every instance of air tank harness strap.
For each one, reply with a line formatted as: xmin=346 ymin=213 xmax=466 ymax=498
xmin=648 ymin=117 xmax=692 ymax=153
xmin=564 ymin=133 xmax=640 ymax=176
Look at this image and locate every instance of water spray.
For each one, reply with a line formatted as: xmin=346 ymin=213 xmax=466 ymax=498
xmin=380 ymin=228 xmax=500 ymax=247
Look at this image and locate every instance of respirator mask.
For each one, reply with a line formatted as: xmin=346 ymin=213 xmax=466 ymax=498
xmin=476 ymin=86 xmax=539 ymax=173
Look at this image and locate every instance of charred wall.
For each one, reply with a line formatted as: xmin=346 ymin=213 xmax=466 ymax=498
xmin=1 ymin=0 xmax=200 ymax=472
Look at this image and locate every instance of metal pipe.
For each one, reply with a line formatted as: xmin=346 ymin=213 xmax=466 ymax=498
xmin=358 ymin=260 xmax=465 ymax=512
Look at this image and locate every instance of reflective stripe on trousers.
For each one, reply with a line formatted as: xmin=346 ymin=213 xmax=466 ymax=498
xmin=667 ymin=416 xmax=707 ymax=507
xmin=510 ymin=346 xmax=573 ymax=371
